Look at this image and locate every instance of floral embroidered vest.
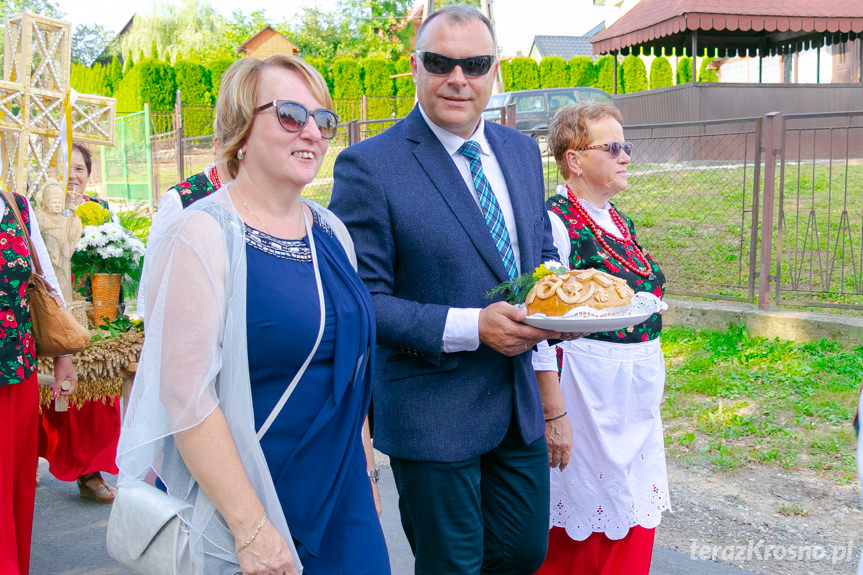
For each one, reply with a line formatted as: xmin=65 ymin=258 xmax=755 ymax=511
xmin=548 ymin=195 xmax=666 ymax=344
xmin=171 ymin=170 xmax=217 ymax=209
xmin=0 ymin=193 xmax=37 ymax=387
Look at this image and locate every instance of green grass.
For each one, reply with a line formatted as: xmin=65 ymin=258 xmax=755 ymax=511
xmin=662 ymin=324 xmax=863 ymax=483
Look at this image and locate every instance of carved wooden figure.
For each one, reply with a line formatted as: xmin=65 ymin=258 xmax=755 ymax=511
xmin=35 ymin=177 xmax=81 ymax=301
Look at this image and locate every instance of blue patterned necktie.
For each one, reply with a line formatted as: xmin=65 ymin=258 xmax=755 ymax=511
xmin=458 ymin=140 xmax=519 ymax=280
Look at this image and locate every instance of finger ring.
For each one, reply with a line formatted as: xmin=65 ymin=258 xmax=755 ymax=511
xmin=60 ymin=380 xmax=71 ymax=391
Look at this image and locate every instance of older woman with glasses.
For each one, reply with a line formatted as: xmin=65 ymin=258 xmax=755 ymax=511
xmin=533 ymin=101 xmax=668 ymax=575
xmin=116 ymin=55 xmax=389 ymax=575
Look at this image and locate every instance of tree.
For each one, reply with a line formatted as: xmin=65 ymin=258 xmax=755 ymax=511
xmin=333 ymin=57 xmax=362 ymax=100
xmin=71 ymin=24 xmax=113 ymax=66
xmin=393 ymin=55 xmax=414 ymax=117
xmin=305 ymin=57 xmax=332 ymax=94
xmin=699 ymin=56 xmax=719 ymax=82
xmin=288 ymin=7 xmax=346 ymax=61
xmin=676 ymin=54 xmax=692 ymax=84
xmin=594 ymin=54 xmax=618 ymax=93
xmin=362 ymin=57 xmax=394 ymax=119
xmin=207 ymin=58 xmax=234 ymax=100
xmin=499 ymin=59 xmax=512 ymax=91
xmin=118 ymin=0 xmax=225 ymax=64
xmin=620 ymin=54 xmax=647 ymax=93
xmin=539 ymin=56 xmax=567 ymax=88
xmin=567 ymin=56 xmax=595 ymax=87
xmin=509 ymin=57 xmax=539 ymax=91
xmin=174 ymin=59 xmax=212 ymax=106
xmin=649 ymin=56 xmax=673 ymax=89
xmin=106 ymin=56 xmax=123 ymax=95
xmin=113 ymin=57 xmax=176 ymax=113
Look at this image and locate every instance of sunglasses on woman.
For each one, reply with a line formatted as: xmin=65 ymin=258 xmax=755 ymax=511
xmin=255 ymin=100 xmax=340 ymax=140
xmin=575 ymin=141 xmax=633 ymax=158
xmin=415 ymin=50 xmax=495 ymax=77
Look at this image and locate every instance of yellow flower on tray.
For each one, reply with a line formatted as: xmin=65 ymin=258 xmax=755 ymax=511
xmin=75 ymin=201 xmax=111 ymax=226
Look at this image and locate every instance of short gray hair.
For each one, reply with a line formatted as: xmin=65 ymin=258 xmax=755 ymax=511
xmin=415 ymin=4 xmax=495 ymax=50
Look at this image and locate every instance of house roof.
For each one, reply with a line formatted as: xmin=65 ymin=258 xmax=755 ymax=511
xmin=531 ymin=35 xmax=596 ymax=60
xmin=238 ymin=26 xmax=299 ymax=54
xmin=591 ymin=0 xmax=863 ymax=56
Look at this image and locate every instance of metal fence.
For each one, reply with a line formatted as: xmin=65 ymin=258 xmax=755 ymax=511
xmin=130 ymin=100 xmax=862 ymax=313
xmin=774 ymin=111 xmax=863 ymax=310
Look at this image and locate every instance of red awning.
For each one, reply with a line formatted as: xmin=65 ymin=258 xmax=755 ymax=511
xmin=591 ymin=0 xmax=863 ymax=56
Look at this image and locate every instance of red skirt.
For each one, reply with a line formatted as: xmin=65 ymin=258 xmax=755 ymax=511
xmin=0 ymin=372 xmax=38 ymax=575
xmin=37 ymin=397 xmax=120 ymax=481
xmin=535 ymin=526 xmax=656 ymax=575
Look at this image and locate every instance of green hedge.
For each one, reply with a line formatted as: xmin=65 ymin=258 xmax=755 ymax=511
xmin=594 ymin=54 xmax=617 ymax=93
xmin=393 ymin=56 xmax=415 ymax=118
xmin=106 ymin=57 xmax=123 ymax=96
xmin=676 ymin=56 xmax=692 ymax=84
xmin=70 ymin=62 xmax=110 ymax=97
xmin=306 ymin=57 xmax=332 ymax=94
xmin=499 ymin=59 xmax=512 ymax=91
xmin=333 ymin=58 xmax=362 ymax=100
xmin=699 ymin=56 xmax=719 ymax=82
xmin=620 ymin=54 xmax=647 ymax=93
xmin=649 ymin=56 xmax=673 ymax=89
xmin=509 ymin=57 xmax=539 ymax=91
xmin=539 ymin=56 xmax=567 ymax=88
xmin=362 ymin=57 xmax=395 ymax=120
xmin=114 ymin=58 xmax=177 ymax=114
xmin=567 ymin=56 xmax=595 ymax=87
xmin=174 ymin=59 xmax=212 ymax=106
xmin=206 ymin=58 xmax=234 ymax=100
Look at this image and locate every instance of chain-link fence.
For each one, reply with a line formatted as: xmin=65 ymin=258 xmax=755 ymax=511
xmin=775 ymin=111 xmax=863 ymax=310
xmin=112 ymin=98 xmax=862 ymax=313
xmin=100 ymin=108 xmax=153 ymax=204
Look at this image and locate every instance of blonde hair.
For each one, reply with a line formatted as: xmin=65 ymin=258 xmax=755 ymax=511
xmin=548 ymin=101 xmax=622 ymax=180
xmin=215 ymin=55 xmax=333 ymax=178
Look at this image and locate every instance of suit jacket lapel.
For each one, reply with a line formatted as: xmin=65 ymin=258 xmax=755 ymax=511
xmin=405 ymin=109 xmax=510 ymax=283
xmin=485 ymin=124 xmax=537 ymax=276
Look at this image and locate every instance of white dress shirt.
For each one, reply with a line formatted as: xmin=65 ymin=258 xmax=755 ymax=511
xmin=417 ymin=105 xmax=522 ymax=354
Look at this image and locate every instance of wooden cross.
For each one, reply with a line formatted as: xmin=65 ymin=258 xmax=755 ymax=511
xmin=0 ymin=11 xmax=116 ymax=196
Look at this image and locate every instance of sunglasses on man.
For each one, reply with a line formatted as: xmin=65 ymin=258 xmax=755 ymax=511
xmin=574 ymin=141 xmax=633 ymax=158
xmin=415 ymin=50 xmax=495 ymax=77
xmin=255 ymin=100 xmax=340 ymax=140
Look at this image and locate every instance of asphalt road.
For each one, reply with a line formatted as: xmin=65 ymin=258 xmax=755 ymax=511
xmin=31 ymin=459 xmax=754 ymax=574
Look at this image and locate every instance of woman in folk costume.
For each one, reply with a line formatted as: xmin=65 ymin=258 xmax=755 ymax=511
xmin=534 ymin=102 xmax=669 ymax=575
xmin=116 ymin=55 xmax=389 ymax=574
xmin=0 ymin=185 xmax=77 ymax=574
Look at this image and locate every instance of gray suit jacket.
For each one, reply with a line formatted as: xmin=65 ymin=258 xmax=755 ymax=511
xmin=329 ymin=106 xmax=558 ymax=462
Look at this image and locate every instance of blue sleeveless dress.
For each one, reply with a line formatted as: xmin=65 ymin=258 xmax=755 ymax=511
xmin=245 ymin=212 xmax=389 ymax=574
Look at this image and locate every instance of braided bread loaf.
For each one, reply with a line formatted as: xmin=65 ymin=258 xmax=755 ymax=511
xmin=525 ymin=268 xmax=634 ymax=316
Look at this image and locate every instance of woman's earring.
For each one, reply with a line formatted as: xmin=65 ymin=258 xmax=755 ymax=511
xmin=237 ymin=149 xmax=245 ymax=160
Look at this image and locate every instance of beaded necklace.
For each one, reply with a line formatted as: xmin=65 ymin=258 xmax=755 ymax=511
xmin=565 ymin=184 xmax=654 ymax=279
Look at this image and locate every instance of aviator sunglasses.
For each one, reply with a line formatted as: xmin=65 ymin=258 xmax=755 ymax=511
xmin=574 ymin=141 xmax=633 ymax=158
xmin=255 ymin=100 xmax=340 ymax=140
xmin=415 ymin=50 xmax=495 ymax=76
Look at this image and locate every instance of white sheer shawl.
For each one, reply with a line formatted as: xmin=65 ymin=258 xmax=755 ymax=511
xmin=116 ymin=186 xmax=356 ymax=574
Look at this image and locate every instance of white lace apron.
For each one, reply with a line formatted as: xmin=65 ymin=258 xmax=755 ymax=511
xmin=550 ymin=337 xmax=670 ymax=541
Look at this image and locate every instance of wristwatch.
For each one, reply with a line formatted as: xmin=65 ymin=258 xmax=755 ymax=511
xmin=367 ymin=467 xmax=380 ymax=484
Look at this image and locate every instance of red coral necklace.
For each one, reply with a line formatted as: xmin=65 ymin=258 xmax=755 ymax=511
xmin=565 ymin=185 xmax=654 ymax=279
xmin=207 ymin=164 xmax=222 ymax=189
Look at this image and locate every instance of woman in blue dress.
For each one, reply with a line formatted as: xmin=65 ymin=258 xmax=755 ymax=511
xmin=116 ymin=55 xmax=389 ymax=575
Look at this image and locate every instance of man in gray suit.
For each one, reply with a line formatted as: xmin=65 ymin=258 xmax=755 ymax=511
xmin=329 ymin=5 xmax=563 ymax=574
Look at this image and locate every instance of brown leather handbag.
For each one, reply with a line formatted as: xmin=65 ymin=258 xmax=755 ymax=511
xmin=0 ymin=188 xmax=90 ymax=357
